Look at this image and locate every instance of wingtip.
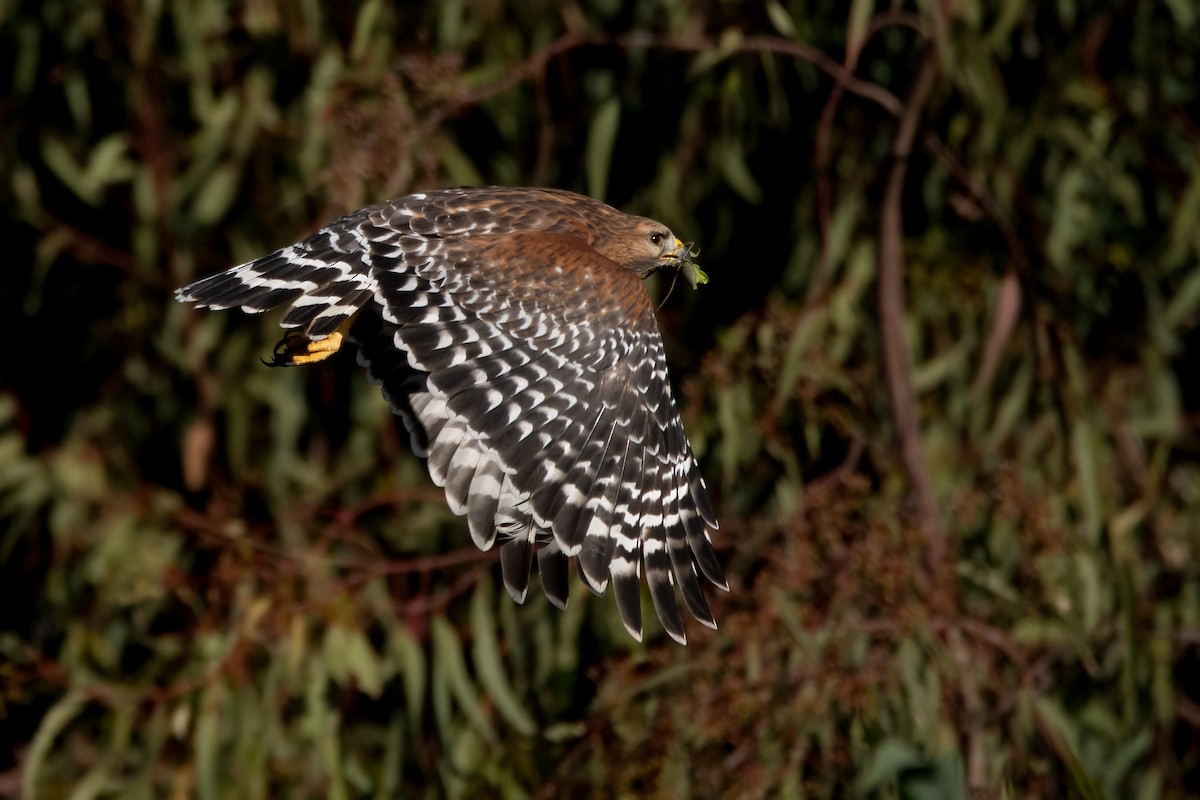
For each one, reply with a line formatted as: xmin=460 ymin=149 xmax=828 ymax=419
xmin=576 ymin=562 xmax=609 ymax=596
xmin=666 ymin=627 xmax=688 ymax=646
xmin=503 ymin=582 xmax=530 ymax=604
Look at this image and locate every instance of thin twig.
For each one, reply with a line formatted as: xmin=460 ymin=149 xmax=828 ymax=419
xmin=416 ymin=31 xmax=907 ymax=143
xmin=877 ymin=53 xmax=946 ymax=576
xmin=810 ymin=11 xmax=927 ymax=305
xmin=921 ymin=132 xmax=1036 ymax=401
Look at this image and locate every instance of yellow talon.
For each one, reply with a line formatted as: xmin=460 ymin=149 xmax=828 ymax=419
xmin=270 ymin=331 xmax=344 ymax=367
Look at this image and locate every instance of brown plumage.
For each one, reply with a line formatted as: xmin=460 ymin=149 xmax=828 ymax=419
xmin=176 ymin=186 xmax=725 ymax=644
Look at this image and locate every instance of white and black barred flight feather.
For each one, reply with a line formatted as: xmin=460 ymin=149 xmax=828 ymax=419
xmin=176 ymin=186 xmax=726 ymax=644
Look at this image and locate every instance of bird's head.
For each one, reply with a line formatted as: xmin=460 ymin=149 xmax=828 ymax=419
xmin=600 ymin=217 xmax=709 ymax=288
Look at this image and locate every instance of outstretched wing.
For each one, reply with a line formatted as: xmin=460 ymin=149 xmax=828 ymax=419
xmin=177 ymin=191 xmax=725 ymax=644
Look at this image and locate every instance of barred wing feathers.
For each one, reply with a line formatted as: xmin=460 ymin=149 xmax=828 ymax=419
xmin=176 ymin=188 xmax=725 ymax=644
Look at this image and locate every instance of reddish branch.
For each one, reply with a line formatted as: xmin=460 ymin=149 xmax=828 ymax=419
xmin=416 ymin=31 xmax=906 ymax=142
xmin=877 ymin=54 xmax=947 ymax=577
xmin=810 ymin=11 xmax=928 ymax=303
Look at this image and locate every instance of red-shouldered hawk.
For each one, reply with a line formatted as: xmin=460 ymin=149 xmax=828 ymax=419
xmin=176 ymin=187 xmax=724 ymax=644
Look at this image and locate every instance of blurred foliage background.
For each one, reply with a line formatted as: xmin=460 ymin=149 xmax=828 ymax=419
xmin=2 ymin=0 xmax=1199 ymax=797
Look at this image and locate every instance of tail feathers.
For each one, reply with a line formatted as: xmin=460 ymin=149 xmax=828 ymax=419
xmin=177 ymin=242 xmax=376 ymax=340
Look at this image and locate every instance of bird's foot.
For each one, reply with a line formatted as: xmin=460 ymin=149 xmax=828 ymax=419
xmin=268 ymin=331 xmax=344 ymax=367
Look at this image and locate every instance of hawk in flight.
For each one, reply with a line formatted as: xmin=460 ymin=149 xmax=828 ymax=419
xmin=177 ymin=187 xmax=725 ymax=644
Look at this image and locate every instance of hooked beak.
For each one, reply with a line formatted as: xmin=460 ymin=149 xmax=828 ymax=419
xmin=660 ymin=238 xmax=709 ymax=288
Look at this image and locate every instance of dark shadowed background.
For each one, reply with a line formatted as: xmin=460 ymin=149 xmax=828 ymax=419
xmin=2 ymin=1 xmax=1199 ymax=797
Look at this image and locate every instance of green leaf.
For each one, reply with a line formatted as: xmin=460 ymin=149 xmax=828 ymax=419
xmin=432 ymin=616 xmax=498 ymax=744
xmin=775 ymin=310 xmax=829 ymax=406
xmin=349 ymin=0 xmax=383 ymax=61
xmin=1071 ymin=415 xmax=1102 ymax=544
xmin=586 ymin=97 xmax=620 ymax=201
xmin=343 ymin=625 xmax=384 ymax=698
xmin=1162 ymin=0 xmax=1197 ymax=25
xmin=856 ymin=738 xmax=924 ymax=791
xmin=682 ymin=260 xmax=708 ymax=288
xmin=1164 ymin=265 xmax=1200 ymax=332
xmin=23 ymin=690 xmax=89 ymax=800
xmin=471 ymin=583 xmax=538 ymax=735
xmin=847 ymin=0 xmax=874 ymax=58
xmin=190 ymin=163 xmax=242 ymax=227
xmin=41 ymin=137 xmax=91 ymax=204
xmin=715 ymin=138 xmax=763 ymax=204
xmin=195 ymin=685 xmax=224 ymax=800
xmin=765 ymin=1 xmax=796 ymax=37
xmin=688 ymin=27 xmax=743 ymax=75
xmin=393 ymin=624 xmax=427 ymax=742
xmin=904 ymin=753 xmax=968 ymax=800
xmin=1035 ymin=697 xmax=1105 ymax=800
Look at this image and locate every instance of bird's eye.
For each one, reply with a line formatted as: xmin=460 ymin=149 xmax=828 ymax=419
xmin=650 ymin=232 xmax=664 ymax=246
